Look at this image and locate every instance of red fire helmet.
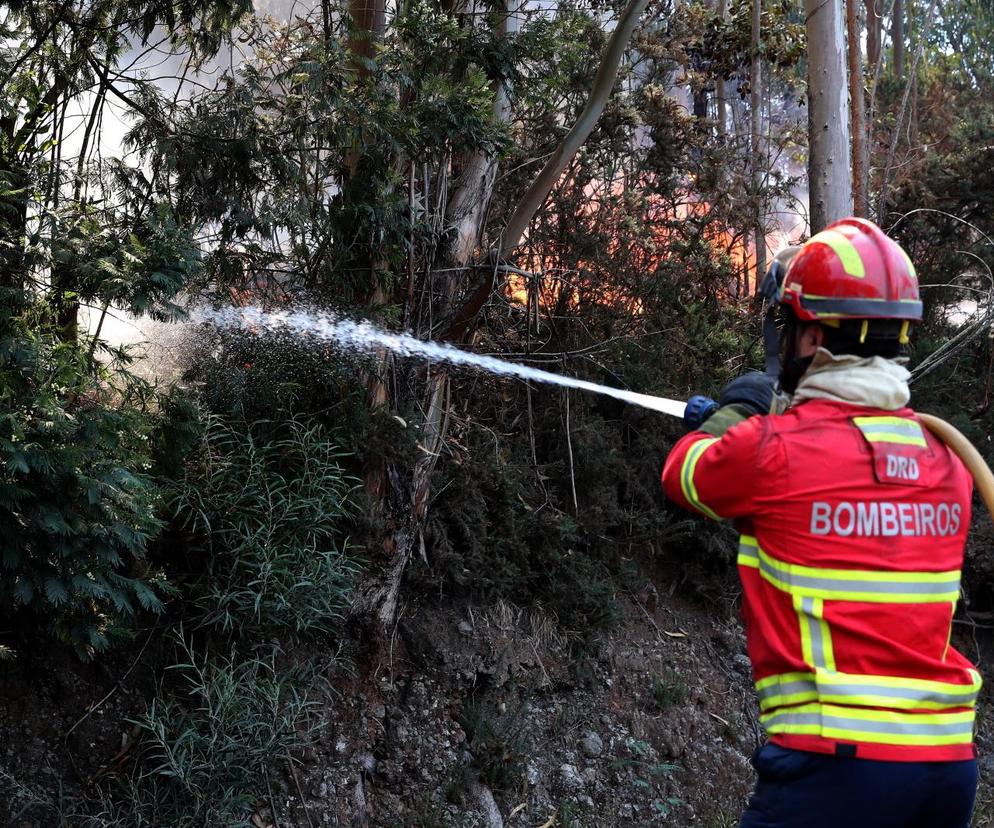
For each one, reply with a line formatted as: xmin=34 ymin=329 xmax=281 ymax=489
xmin=772 ymin=217 xmax=923 ymax=322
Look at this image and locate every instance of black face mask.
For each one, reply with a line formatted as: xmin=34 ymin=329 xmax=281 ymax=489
xmin=778 ymin=314 xmax=813 ymax=395
xmin=780 ymin=353 xmax=814 ymax=395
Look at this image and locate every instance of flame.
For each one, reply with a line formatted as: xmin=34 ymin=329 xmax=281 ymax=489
xmin=505 ymin=183 xmax=803 ymax=312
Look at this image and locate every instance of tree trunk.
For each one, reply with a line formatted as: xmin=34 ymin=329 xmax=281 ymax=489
xmin=716 ymin=0 xmax=728 ymax=138
xmin=806 ymin=0 xmax=853 ymax=231
xmin=865 ymin=0 xmax=882 ymax=68
xmin=908 ymin=0 xmax=919 ymax=146
xmin=347 ymin=0 xmax=391 ymax=502
xmin=348 ymin=0 xmax=386 ymax=68
xmin=750 ymin=0 xmax=765 ymax=292
xmin=353 ymin=0 xmax=520 ymax=631
xmin=846 ymin=0 xmax=868 ymax=216
xmin=356 ymin=0 xmax=651 ymax=632
xmin=892 ymin=0 xmax=905 ymax=78
xmin=444 ymin=0 xmax=650 ymax=341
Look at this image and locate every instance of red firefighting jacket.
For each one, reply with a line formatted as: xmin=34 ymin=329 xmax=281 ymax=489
xmin=662 ymin=398 xmax=979 ymax=761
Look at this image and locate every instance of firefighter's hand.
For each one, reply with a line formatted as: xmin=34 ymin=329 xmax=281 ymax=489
xmin=718 ymin=372 xmax=779 ymax=417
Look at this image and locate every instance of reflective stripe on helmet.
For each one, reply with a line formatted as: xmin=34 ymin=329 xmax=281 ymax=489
xmin=853 ymin=416 xmax=928 ymax=447
xmin=760 ymin=703 xmax=975 ymax=746
xmin=755 ymin=670 xmax=983 ymax=713
xmin=798 ymin=296 xmax=923 ymax=319
xmin=898 ymin=246 xmax=918 ymax=279
xmin=808 ymin=229 xmax=867 ymax=278
xmin=679 ymin=438 xmax=722 ymax=520
xmin=737 ymin=536 xmax=961 ymax=603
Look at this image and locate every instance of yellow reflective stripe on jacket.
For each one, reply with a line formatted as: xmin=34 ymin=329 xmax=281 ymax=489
xmin=679 ymin=437 xmax=722 ymax=520
xmin=737 ymin=536 xmax=960 ymax=603
xmin=808 ymin=230 xmax=866 ymax=278
xmin=756 ymin=670 xmax=983 ymax=713
xmin=755 ymin=672 xmax=820 ymax=710
xmin=761 ymin=703 xmax=975 ymax=746
xmin=853 ymin=416 xmax=927 ymax=448
xmin=795 ymin=596 xmax=836 ymax=671
xmin=737 ymin=535 xmax=760 ymax=568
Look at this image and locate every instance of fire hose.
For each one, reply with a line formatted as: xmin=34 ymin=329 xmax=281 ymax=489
xmin=676 ymin=395 xmax=994 ymax=520
xmin=919 ymin=413 xmax=994 ymax=522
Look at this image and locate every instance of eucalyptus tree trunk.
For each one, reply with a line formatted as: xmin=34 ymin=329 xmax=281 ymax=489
xmin=356 ymin=0 xmax=652 ymax=631
xmin=892 ymin=0 xmax=905 ymax=78
xmin=347 ymin=0 xmax=391 ymax=501
xmin=355 ymin=0 xmax=520 ymax=631
xmin=750 ymin=0 xmax=765 ymax=292
xmin=806 ymin=0 xmax=853 ymax=231
xmin=846 ymin=0 xmax=868 ymax=216
xmin=349 ymin=0 xmax=386 ymax=66
xmin=716 ymin=0 xmax=728 ymax=138
xmin=865 ymin=0 xmax=882 ymax=69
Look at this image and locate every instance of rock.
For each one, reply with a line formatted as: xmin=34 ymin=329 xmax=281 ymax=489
xmin=578 ymin=731 xmax=603 ymax=759
xmin=526 ymin=763 xmax=541 ymax=786
xmin=558 ymin=763 xmax=584 ymax=792
xmin=457 ymin=620 xmax=473 ymax=636
xmin=618 ymin=803 xmax=635 ymax=819
xmin=371 ymin=703 xmax=386 ymax=719
xmin=356 ymin=752 xmax=377 ymax=775
xmin=732 ymin=654 xmax=752 ymax=676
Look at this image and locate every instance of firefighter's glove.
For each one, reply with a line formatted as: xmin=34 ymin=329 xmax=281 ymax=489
xmin=718 ymin=371 xmax=779 ymax=417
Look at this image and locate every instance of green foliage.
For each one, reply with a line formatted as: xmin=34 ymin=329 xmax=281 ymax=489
xmin=421 ymin=428 xmax=622 ymax=637
xmin=651 ymin=669 xmax=690 ymax=709
xmin=0 ymin=301 xmax=169 ymax=658
xmin=174 ymin=416 xmax=360 ymax=638
xmin=610 ymin=738 xmax=680 ymax=794
xmin=48 ymin=200 xmax=200 ymax=323
xmin=93 ymin=638 xmax=319 ymax=828
xmin=459 ymin=691 xmax=532 ymax=792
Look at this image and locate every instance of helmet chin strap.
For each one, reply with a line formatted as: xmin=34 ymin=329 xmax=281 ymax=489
xmin=760 ymin=246 xmax=801 ymax=382
xmin=766 ymin=309 xmax=813 ymax=395
xmin=763 ymin=306 xmax=780 ymax=377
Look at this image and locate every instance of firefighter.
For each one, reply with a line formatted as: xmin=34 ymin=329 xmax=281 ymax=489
xmin=661 ymin=217 xmax=981 ymax=828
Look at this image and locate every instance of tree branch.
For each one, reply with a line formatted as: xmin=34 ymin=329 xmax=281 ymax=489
xmin=441 ymin=0 xmax=651 ymax=341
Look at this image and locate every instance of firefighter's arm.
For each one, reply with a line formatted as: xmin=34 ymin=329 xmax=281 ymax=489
xmin=661 ymin=414 xmax=773 ymax=521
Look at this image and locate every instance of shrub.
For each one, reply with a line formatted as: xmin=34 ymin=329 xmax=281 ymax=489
xmin=94 ymin=638 xmax=320 ymax=828
xmin=459 ymin=691 xmax=532 ymax=792
xmin=174 ymin=415 xmax=360 ymax=638
xmin=0 ymin=310 xmax=169 ymax=659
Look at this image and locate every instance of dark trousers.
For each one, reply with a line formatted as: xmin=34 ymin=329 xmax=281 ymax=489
xmin=740 ymin=743 xmax=978 ymax=828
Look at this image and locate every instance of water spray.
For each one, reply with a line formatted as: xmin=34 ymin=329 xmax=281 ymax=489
xmin=196 ymin=305 xmax=689 ymax=419
xmin=197 ymin=304 xmax=994 ymax=520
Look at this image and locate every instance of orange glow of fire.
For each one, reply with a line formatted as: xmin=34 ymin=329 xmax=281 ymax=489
xmin=505 ymin=186 xmax=799 ymax=312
